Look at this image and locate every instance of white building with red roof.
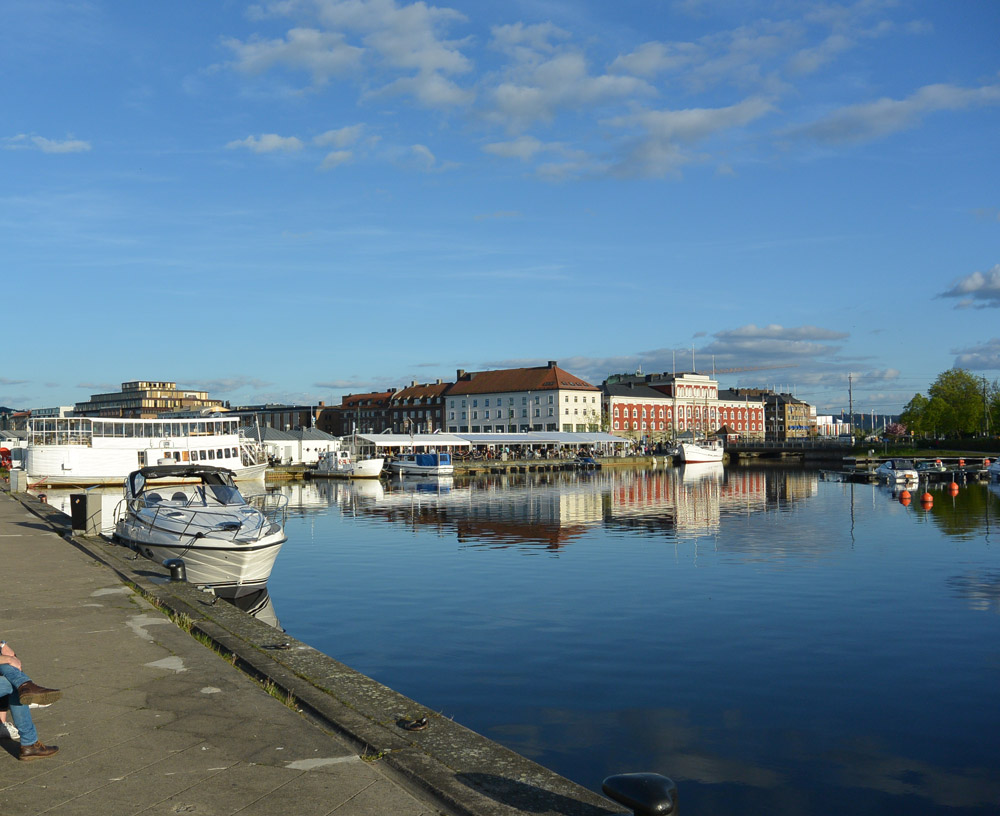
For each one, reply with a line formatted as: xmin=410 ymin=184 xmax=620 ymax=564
xmin=444 ymin=361 xmax=602 ymax=433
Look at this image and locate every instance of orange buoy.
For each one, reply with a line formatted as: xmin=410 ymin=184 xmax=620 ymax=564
xmin=985 ymin=459 xmax=991 ymax=467
xmin=949 ymin=482 xmax=959 ymax=490
xmin=900 ymin=490 xmax=911 ymax=500
xmin=921 ymin=492 xmax=933 ymax=503
xmin=900 ymin=496 xmax=911 ymax=507
xmin=959 ymin=458 xmax=965 ymax=467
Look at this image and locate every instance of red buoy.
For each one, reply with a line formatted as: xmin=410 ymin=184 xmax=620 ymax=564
xmin=900 ymin=490 xmax=911 ymax=500
xmin=921 ymin=492 xmax=933 ymax=503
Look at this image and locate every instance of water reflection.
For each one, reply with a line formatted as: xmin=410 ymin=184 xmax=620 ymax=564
xmin=213 ymin=586 xmax=283 ymax=630
xmin=269 ymin=467 xmax=820 ymax=550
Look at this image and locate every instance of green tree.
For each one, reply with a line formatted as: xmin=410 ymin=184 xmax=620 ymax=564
xmin=900 ymin=393 xmax=930 ymax=436
xmin=926 ymin=368 xmax=984 ymax=436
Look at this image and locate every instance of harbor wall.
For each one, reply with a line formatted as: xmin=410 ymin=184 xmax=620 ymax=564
xmin=9 ymin=490 xmax=620 ymax=816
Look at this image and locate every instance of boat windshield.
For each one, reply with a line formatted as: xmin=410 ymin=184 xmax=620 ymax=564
xmin=205 ymin=484 xmax=246 ymax=506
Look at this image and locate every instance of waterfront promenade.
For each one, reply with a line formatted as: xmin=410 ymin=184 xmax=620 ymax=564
xmin=0 ymin=487 xmax=619 ymax=816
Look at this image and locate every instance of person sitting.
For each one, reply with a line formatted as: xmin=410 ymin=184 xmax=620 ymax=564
xmin=0 ymin=641 xmax=60 ymax=760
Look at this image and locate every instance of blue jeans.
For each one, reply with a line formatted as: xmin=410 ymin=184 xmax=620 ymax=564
xmin=0 ymin=664 xmax=37 ymax=745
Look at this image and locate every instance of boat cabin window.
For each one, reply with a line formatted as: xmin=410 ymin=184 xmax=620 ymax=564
xmin=208 ymin=449 xmax=216 ymax=460
xmin=206 ymin=484 xmax=245 ymax=506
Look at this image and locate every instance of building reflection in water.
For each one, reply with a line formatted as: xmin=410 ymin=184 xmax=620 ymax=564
xmin=270 ymin=466 xmax=823 ymax=551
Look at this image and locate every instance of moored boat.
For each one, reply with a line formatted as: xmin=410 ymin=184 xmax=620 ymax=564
xmin=25 ymin=415 xmax=267 ymax=487
xmin=875 ymin=458 xmax=918 ymax=484
xmin=113 ymin=465 xmax=287 ymax=593
xmin=313 ymin=449 xmax=384 ymax=479
xmin=389 ymin=451 xmax=454 ymax=476
xmin=677 ymin=438 xmax=724 ymax=464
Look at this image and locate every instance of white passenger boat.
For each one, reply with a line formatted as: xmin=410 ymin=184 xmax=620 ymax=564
xmin=677 ymin=438 xmax=725 ymax=464
xmin=389 ymin=451 xmax=454 ymax=476
xmin=24 ymin=416 xmax=267 ymax=487
xmin=313 ymin=449 xmax=384 ymax=479
xmin=114 ymin=465 xmax=287 ymax=593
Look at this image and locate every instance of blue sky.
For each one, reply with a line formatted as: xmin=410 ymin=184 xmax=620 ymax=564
xmin=2 ymin=0 xmax=998 ymax=418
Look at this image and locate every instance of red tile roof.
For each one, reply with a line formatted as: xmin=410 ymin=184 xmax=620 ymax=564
xmin=391 ymin=382 xmax=449 ymax=404
xmin=446 ymin=363 xmax=598 ymax=396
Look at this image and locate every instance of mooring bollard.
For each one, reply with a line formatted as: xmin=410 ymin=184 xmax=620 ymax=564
xmin=602 ymin=773 xmax=677 ymax=815
xmin=163 ymin=558 xmax=187 ymax=582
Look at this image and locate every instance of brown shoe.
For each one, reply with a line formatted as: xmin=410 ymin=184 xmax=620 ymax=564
xmin=19 ymin=741 xmax=59 ymax=761
xmin=16 ymin=681 xmax=61 ymax=707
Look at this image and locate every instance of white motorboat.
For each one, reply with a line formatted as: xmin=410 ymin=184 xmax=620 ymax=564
xmin=915 ymin=459 xmax=947 ymax=475
xmin=389 ymin=451 xmax=454 ymax=476
xmin=875 ymin=459 xmax=918 ymax=484
xmin=313 ymin=449 xmax=384 ymax=479
xmin=25 ymin=415 xmax=267 ymax=487
xmin=677 ymin=438 xmax=724 ymax=464
xmin=114 ymin=465 xmax=287 ymax=593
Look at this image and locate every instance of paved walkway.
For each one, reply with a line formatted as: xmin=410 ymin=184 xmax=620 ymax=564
xmin=0 ymin=490 xmax=443 ymax=816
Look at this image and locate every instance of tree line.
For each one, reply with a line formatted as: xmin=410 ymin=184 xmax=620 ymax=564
xmin=899 ymin=369 xmax=997 ymax=438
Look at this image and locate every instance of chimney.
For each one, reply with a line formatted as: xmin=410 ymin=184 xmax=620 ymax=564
xmin=411 ymin=380 xmax=417 ymax=387
xmin=436 ymin=378 xmax=442 ymax=384
xmin=457 ymin=369 xmax=466 ymax=379
xmin=547 ymin=360 xmax=557 ymax=368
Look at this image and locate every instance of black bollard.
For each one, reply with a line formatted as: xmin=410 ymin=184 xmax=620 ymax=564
xmin=163 ymin=558 xmax=187 ymax=582
xmin=602 ymin=773 xmax=677 ymax=816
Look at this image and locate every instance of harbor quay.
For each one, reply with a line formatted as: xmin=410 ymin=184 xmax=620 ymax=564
xmin=0 ymin=484 xmax=625 ymax=816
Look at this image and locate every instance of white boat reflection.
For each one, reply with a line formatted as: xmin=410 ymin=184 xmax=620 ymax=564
xmin=213 ymin=586 xmax=282 ymax=631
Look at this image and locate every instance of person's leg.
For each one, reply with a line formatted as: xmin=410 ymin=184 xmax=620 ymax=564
xmin=0 ymin=663 xmax=61 ymax=706
xmin=0 ymin=676 xmax=36 ymax=746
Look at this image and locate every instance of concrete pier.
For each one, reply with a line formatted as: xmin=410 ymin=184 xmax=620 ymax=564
xmin=0 ymin=485 xmax=619 ymax=816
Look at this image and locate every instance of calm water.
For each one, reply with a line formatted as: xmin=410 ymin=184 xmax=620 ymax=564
xmin=42 ymin=466 xmax=1000 ymax=814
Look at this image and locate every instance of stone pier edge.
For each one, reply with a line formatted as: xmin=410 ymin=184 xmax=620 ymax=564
xmin=9 ymin=490 xmax=619 ymax=816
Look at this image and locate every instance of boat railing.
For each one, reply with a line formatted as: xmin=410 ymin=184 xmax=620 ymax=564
xmin=127 ymin=491 xmax=288 ymax=542
xmin=245 ymin=493 xmax=289 ymax=527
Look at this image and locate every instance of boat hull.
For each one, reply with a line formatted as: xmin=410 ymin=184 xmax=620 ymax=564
xmin=115 ymin=528 xmax=285 ymax=591
xmin=678 ymin=441 xmax=724 ymax=464
xmin=389 ymin=462 xmax=455 ymax=476
xmin=314 ymin=457 xmax=385 ymax=479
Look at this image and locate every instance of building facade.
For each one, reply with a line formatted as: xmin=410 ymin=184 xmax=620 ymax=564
xmin=74 ymin=381 xmax=224 ymax=418
xmin=316 ymin=391 xmax=396 ymax=436
xmin=604 ymin=372 xmax=766 ymax=442
xmin=445 ymin=361 xmax=601 ymax=433
xmin=388 ymin=381 xmax=448 ymax=434
xmin=731 ymin=389 xmax=814 ymax=441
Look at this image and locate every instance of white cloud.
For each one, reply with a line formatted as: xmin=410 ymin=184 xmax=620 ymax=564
xmin=483 ymin=135 xmax=544 ymax=160
xmin=223 ymin=27 xmax=363 ymax=84
xmin=488 ymin=51 xmax=654 ymax=132
xmin=226 ymin=133 xmax=304 ymax=153
xmin=939 ymin=264 xmax=1000 ymax=309
xmin=610 ymin=41 xmax=701 ymax=77
xmin=789 ymin=81 xmax=1000 ymax=144
xmin=953 ymin=338 xmax=1000 ymax=370
xmin=607 ymin=96 xmax=775 ymax=177
xmin=409 ymin=143 xmax=436 ymax=170
xmin=314 ymin=124 xmax=365 ymax=148
xmin=311 ymin=0 xmax=473 ymax=108
xmin=320 ymin=150 xmax=352 ymax=170
xmin=4 ymin=134 xmax=91 ymax=153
